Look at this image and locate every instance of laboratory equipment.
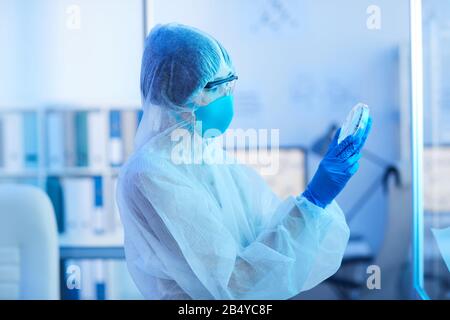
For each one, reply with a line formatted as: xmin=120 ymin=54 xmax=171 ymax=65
xmin=338 ymin=103 xmax=370 ymax=145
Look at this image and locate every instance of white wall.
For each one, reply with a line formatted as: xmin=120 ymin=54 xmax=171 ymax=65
xmin=0 ymin=0 xmax=23 ymax=105
xmin=0 ymin=0 xmax=143 ymax=107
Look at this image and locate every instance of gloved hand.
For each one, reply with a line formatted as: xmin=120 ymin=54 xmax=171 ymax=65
xmin=302 ymin=118 xmax=372 ymax=208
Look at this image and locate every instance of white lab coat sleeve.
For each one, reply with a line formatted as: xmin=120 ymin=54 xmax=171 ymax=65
xmin=129 ymin=169 xmax=350 ymax=300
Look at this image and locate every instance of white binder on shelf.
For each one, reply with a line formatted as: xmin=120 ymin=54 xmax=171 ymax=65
xmin=121 ymin=110 xmax=138 ymax=161
xmin=47 ymin=112 xmax=65 ymax=169
xmin=88 ymin=111 xmax=108 ymax=169
xmin=62 ymin=177 xmax=93 ymax=237
xmin=23 ymin=112 xmax=38 ymax=168
xmin=79 ymin=260 xmax=95 ymax=300
xmin=64 ymin=111 xmax=76 ymax=167
xmin=92 ymin=176 xmax=105 ymax=235
xmin=109 ymin=111 xmax=123 ymax=167
xmin=2 ymin=113 xmax=24 ymax=171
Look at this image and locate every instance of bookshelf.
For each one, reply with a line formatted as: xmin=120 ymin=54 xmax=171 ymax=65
xmin=0 ymin=105 xmax=142 ymax=299
xmin=0 ymin=106 xmax=140 ymax=246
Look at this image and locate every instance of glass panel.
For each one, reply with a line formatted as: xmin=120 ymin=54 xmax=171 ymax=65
xmin=421 ymin=0 xmax=450 ymax=300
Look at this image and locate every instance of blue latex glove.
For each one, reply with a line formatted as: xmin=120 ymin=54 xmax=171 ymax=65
xmin=302 ymin=118 xmax=373 ymax=208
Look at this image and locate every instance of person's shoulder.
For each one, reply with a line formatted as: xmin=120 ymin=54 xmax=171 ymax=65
xmin=119 ymin=146 xmax=172 ymax=185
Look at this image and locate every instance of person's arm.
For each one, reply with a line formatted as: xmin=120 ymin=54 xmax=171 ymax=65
xmin=126 ymin=169 xmax=348 ymax=300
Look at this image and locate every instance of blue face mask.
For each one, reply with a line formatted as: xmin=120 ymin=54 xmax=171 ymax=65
xmin=194 ymin=95 xmax=234 ymax=137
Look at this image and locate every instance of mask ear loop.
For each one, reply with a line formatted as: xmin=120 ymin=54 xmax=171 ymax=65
xmin=187 ymin=86 xmax=209 ymax=135
xmin=180 ymin=95 xmax=201 ymax=137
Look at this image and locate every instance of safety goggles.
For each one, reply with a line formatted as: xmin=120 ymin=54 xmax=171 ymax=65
xmin=204 ymin=74 xmax=238 ymax=89
xmin=196 ymin=73 xmax=238 ymax=106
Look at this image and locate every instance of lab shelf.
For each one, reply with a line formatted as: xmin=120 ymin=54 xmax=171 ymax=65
xmin=46 ymin=167 xmax=118 ymax=177
xmin=59 ymin=232 xmax=125 ymax=259
xmin=59 ymin=232 xmax=124 ymax=247
xmin=0 ymin=167 xmax=119 ymax=178
xmin=60 ymin=246 xmax=125 ymax=260
xmin=0 ymin=168 xmax=43 ymax=178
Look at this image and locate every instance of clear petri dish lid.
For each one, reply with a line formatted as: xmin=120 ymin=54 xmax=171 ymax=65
xmin=338 ymin=103 xmax=370 ymax=144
